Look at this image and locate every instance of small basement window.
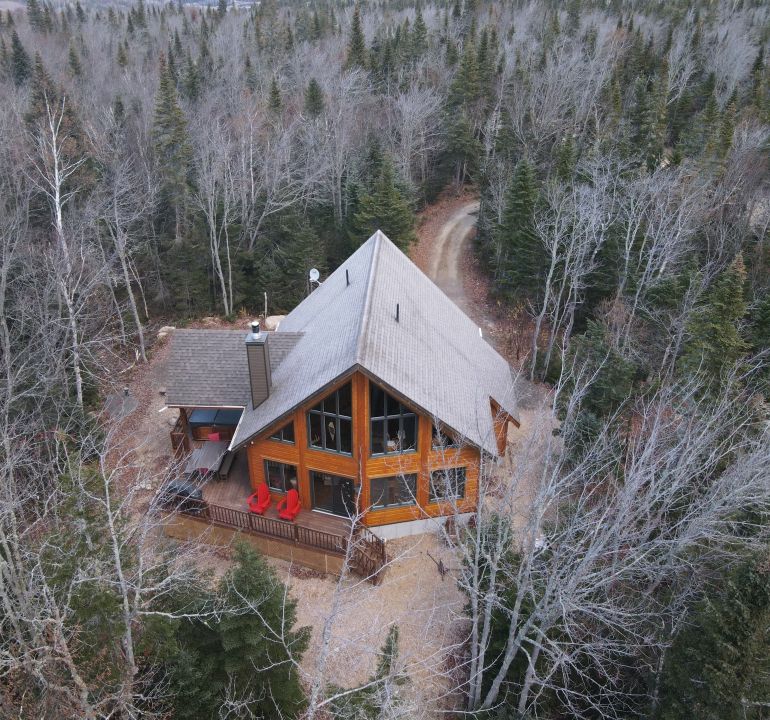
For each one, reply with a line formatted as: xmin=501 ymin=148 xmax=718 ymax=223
xmin=269 ymin=421 xmax=295 ymax=444
xmin=429 ymin=467 xmax=467 ymax=503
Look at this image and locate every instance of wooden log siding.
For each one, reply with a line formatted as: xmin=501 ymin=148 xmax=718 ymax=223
xmin=245 ymin=370 xmax=482 ymax=529
xmin=170 ymin=494 xmax=386 ymax=582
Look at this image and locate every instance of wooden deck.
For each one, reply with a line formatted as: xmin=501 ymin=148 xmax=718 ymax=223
xmin=201 ymin=450 xmax=352 ymax=537
xmin=166 ymin=445 xmax=385 ymax=582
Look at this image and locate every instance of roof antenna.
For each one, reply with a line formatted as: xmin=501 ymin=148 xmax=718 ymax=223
xmin=346 ymin=268 xmax=350 ymax=286
xmin=396 ymin=303 xmax=400 ymax=323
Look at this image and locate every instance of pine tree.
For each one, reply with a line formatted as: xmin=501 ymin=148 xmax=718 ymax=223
xmin=655 ymin=555 xmax=770 ymax=720
xmin=75 ymin=0 xmax=85 ymax=22
xmin=411 ymin=6 xmax=427 ymax=59
xmin=328 ymin=624 xmax=406 ymax=720
xmin=182 ymin=52 xmax=200 ymax=100
xmin=349 ymin=159 xmax=416 ymax=252
xmin=346 ymin=4 xmax=367 ymax=69
xmin=170 ymin=543 xmax=310 ymax=719
xmin=560 ymin=320 xmax=637 ymax=457
xmin=255 ymin=210 xmax=327 ymax=312
xmin=268 ymin=76 xmax=282 ymax=113
xmin=26 ymin=0 xmax=43 ymax=31
xmin=10 ymin=31 xmax=30 ymax=86
xmin=243 ymin=54 xmax=256 ymax=92
xmin=449 ymin=39 xmax=480 ymax=109
xmin=116 ymin=41 xmax=128 ymax=68
xmin=304 ymin=77 xmax=324 ymax=117
xmin=152 ymin=53 xmax=192 ymax=240
xmin=554 ymin=134 xmax=577 ymax=181
xmin=718 ymin=98 xmax=736 ymax=160
xmin=679 ymin=255 xmax=748 ymax=383
xmin=495 ymin=159 xmax=542 ymax=301
xmin=68 ymin=43 xmax=82 ymax=77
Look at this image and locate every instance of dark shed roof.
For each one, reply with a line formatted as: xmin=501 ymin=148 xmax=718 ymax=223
xmin=165 ymin=329 xmax=302 ymax=408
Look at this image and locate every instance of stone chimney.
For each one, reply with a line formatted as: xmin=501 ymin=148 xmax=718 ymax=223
xmin=245 ymin=320 xmax=271 ymax=408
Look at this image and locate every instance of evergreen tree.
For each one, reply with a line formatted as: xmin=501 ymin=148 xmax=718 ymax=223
xmin=561 ymin=320 xmax=637 ymax=458
xmin=75 ymin=0 xmax=85 ymax=23
xmin=554 ymin=134 xmax=577 ymax=181
xmin=253 ymin=210 xmax=327 ymax=312
xmin=718 ymin=98 xmax=736 ymax=160
xmin=117 ymin=41 xmax=128 ymax=68
xmin=349 ymin=159 xmax=416 ymax=252
xmin=268 ymin=76 xmax=282 ymax=113
xmin=10 ymin=31 xmax=30 ymax=86
xmin=679 ymin=255 xmax=748 ymax=382
xmin=411 ymin=6 xmax=427 ymax=59
xmin=655 ymin=555 xmax=770 ymax=720
xmin=152 ymin=53 xmax=192 ymax=240
xmin=346 ymin=4 xmax=367 ymax=69
xmin=26 ymin=0 xmax=43 ymax=31
xmin=244 ymin=54 xmax=256 ymax=92
xmin=495 ymin=159 xmax=542 ymax=301
xmin=304 ymin=77 xmax=324 ymax=117
xmin=68 ymin=42 xmax=82 ymax=77
xmin=170 ymin=543 xmax=310 ymax=720
xmin=328 ymin=624 xmax=407 ymax=719
xmin=182 ymin=52 xmax=200 ymax=100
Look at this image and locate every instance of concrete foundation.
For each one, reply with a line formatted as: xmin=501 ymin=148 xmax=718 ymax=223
xmin=369 ymin=513 xmax=474 ymax=541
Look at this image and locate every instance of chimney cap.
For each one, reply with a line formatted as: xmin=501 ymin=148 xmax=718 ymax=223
xmin=251 ymin=320 xmax=260 ymax=335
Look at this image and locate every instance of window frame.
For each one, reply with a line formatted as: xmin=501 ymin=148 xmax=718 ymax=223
xmin=369 ymin=384 xmax=418 ymax=457
xmin=263 ymin=459 xmax=297 ymax=494
xmin=431 ymin=424 xmax=460 ymax=451
xmin=269 ymin=421 xmax=295 ymax=444
xmin=369 ymin=473 xmax=418 ymax=510
xmin=306 ymin=382 xmax=353 ymax=456
xmin=428 ymin=467 xmax=467 ymax=503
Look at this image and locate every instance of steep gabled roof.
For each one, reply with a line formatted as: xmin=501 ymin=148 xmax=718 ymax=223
xmin=165 ymin=329 xmax=302 ymax=408
xmin=231 ymin=231 xmax=517 ymax=456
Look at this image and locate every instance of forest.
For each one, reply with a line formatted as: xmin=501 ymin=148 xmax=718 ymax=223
xmin=1 ymin=0 xmax=770 ymax=717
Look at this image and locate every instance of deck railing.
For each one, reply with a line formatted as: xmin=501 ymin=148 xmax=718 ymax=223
xmin=170 ymin=416 xmax=189 ymax=455
xmin=166 ymin=494 xmax=386 ymax=582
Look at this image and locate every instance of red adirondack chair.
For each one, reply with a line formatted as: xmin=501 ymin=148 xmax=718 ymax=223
xmin=247 ymin=483 xmax=271 ymax=515
xmin=277 ymin=488 xmax=301 ymax=521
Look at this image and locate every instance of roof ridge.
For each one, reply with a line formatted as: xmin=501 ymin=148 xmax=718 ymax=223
xmin=355 ymin=231 xmax=384 ymax=365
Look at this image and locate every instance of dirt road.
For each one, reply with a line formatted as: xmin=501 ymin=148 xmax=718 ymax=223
xmin=427 ymin=200 xmax=480 ymax=315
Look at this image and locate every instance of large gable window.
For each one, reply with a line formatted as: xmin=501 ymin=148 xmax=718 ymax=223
xmin=307 ymin=382 xmax=352 ymax=455
xmin=370 ymin=383 xmax=417 ymax=456
xmin=429 ymin=467 xmax=467 ymax=503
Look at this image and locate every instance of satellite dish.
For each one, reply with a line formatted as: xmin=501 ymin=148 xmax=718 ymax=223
xmin=309 ymin=268 xmax=320 ymax=283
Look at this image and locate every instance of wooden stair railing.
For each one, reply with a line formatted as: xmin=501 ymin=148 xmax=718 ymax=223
xmin=350 ymin=522 xmax=388 ymax=585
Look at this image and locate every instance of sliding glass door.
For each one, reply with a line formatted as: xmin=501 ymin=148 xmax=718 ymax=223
xmin=310 ymin=471 xmax=356 ymax=517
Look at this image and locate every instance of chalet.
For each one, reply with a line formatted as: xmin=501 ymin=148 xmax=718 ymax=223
xmin=163 ymin=231 xmax=518 ymax=576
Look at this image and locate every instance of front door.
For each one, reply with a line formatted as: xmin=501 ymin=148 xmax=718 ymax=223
xmin=310 ymin=471 xmax=356 ymax=517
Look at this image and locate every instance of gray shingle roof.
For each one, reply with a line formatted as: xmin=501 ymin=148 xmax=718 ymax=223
xmin=165 ymin=329 xmax=302 ymax=408
xmin=230 ymin=231 xmax=518 ymax=456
